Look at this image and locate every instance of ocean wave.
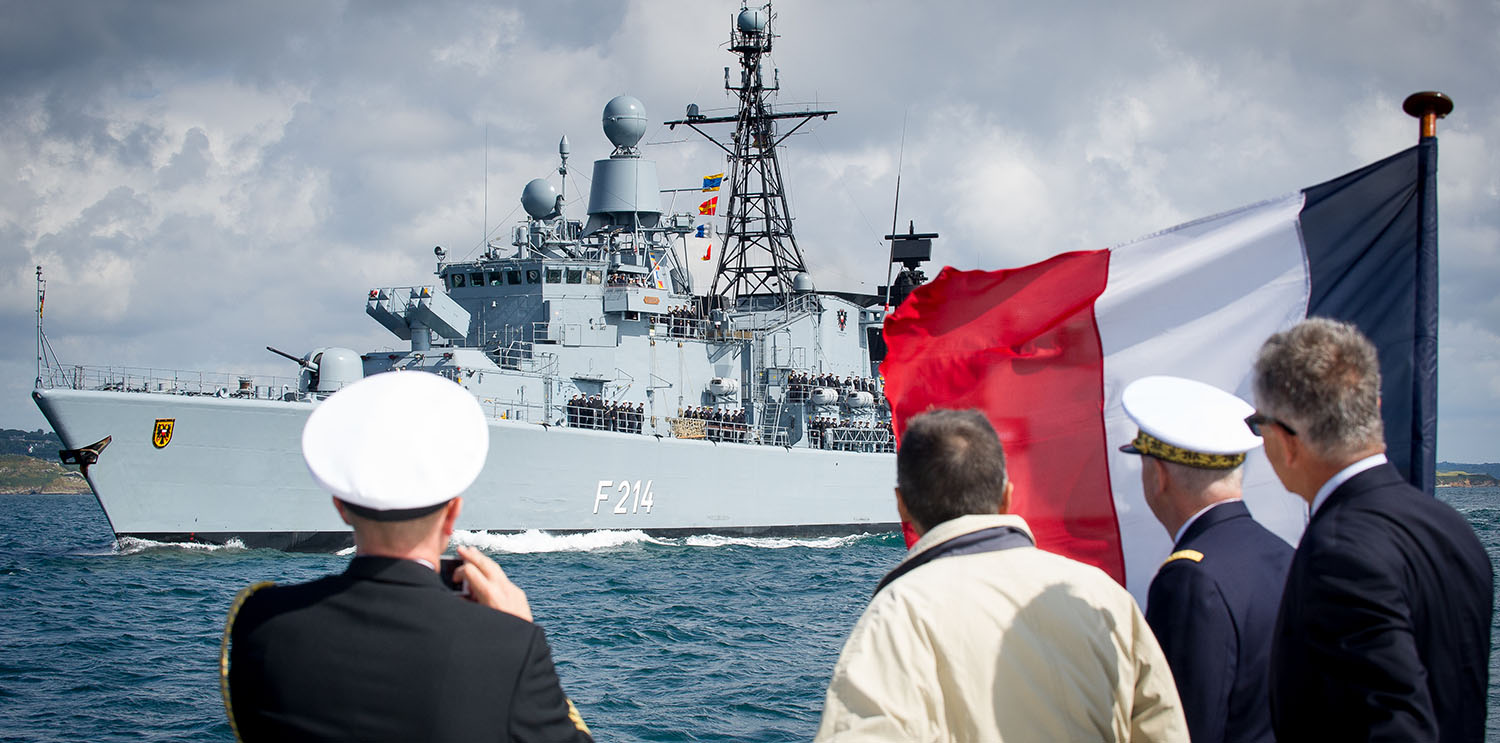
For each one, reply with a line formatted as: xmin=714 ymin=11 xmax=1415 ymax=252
xmin=449 ymin=529 xmax=888 ymax=554
xmin=113 ymin=537 xmax=248 ymax=555
xmin=451 ymin=529 xmax=657 ymax=553
xmin=670 ymin=533 xmax=883 ymax=550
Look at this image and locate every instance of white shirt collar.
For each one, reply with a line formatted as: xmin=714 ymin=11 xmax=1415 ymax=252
xmin=1173 ymin=499 xmax=1241 ymax=546
xmin=1311 ymin=452 xmax=1387 ymax=516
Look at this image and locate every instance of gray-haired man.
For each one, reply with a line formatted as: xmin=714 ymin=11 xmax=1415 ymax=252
xmin=1253 ymin=318 xmax=1492 ymax=741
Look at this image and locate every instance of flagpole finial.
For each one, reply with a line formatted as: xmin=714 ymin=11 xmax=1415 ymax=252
xmin=1403 ymin=91 xmax=1453 ymax=139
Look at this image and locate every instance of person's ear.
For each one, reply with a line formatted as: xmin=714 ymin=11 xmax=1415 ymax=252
xmin=441 ymin=497 xmax=463 ymax=537
xmin=999 ymin=479 xmax=1014 ymax=514
xmin=895 ymin=487 xmax=925 ymax=535
xmin=333 ymin=497 xmax=353 ymax=526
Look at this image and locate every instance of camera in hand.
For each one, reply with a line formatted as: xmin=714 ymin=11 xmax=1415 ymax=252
xmin=439 ymin=556 xmax=464 ymax=591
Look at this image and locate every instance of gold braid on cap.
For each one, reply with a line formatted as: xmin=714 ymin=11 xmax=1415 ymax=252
xmin=1131 ymin=431 xmax=1245 ymax=470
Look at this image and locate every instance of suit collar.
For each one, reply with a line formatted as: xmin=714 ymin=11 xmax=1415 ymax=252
xmin=1311 ymin=452 xmax=1387 ymax=516
xmin=1311 ymin=461 xmax=1408 ymax=523
xmin=344 ymin=555 xmax=445 ymax=588
xmin=1176 ymin=499 xmax=1249 ymax=547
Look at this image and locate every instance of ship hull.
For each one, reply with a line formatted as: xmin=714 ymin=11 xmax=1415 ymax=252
xmin=34 ymin=388 xmax=898 ymax=549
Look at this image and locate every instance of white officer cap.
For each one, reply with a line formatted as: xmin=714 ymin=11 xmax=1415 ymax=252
xmin=1118 ymin=375 xmax=1262 ymax=469
xmin=302 ymin=371 xmax=489 ymax=520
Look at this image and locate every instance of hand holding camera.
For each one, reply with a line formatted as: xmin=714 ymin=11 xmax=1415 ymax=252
xmin=449 ymin=545 xmax=533 ymax=623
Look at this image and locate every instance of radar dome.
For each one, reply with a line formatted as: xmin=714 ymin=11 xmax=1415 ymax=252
xmin=792 ymin=272 xmax=814 ymax=292
xmin=521 ymin=178 xmax=560 ymax=219
xmin=602 ymin=96 xmax=647 ymax=149
xmin=737 ymin=8 xmax=768 ymax=34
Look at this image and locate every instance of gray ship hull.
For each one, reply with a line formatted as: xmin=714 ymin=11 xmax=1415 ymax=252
xmin=35 ymin=388 xmax=898 ymax=549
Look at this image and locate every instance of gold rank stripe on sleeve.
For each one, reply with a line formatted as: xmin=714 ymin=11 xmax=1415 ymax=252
xmin=567 ymin=698 xmax=591 ymax=735
xmin=1162 ymin=549 xmax=1204 ymax=567
xmin=221 ymin=581 xmax=274 ymax=743
xmin=1129 ymin=431 xmax=1246 ymax=469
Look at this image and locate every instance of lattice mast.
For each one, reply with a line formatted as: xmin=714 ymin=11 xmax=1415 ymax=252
xmin=666 ymin=3 xmax=834 ymax=306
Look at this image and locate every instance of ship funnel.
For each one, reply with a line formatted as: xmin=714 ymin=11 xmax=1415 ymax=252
xmin=585 ymin=96 xmax=662 ymax=235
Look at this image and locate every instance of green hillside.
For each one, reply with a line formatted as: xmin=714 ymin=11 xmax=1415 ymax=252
xmin=1436 ymin=470 xmax=1500 ymax=487
xmin=0 ymin=454 xmax=90 ymax=494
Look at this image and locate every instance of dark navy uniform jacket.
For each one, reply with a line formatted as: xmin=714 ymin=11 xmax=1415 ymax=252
xmin=224 ymin=556 xmax=593 ymax=743
xmin=1270 ymin=463 xmax=1493 ymax=742
xmin=1145 ymin=499 xmax=1292 ymax=743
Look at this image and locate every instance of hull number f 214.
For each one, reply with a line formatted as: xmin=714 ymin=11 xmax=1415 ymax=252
xmin=594 ymin=480 xmax=655 ymax=515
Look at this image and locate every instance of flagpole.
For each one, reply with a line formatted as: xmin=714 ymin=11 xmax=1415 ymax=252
xmin=1402 ymin=91 xmax=1450 ymax=495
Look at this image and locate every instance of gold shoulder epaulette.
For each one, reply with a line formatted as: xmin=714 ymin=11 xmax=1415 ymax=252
xmin=221 ymin=581 xmax=275 ymax=743
xmin=566 ymin=698 xmax=592 ymax=736
xmin=1161 ymin=549 xmax=1204 ymax=567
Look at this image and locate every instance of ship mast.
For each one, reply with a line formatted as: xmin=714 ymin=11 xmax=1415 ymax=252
xmin=35 ymin=266 xmax=44 ymax=387
xmin=666 ymin=2 xmax=834 ymax=308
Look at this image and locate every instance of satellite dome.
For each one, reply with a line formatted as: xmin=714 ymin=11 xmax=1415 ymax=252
xmin=792 ymin=272 xmax=814 ymax=292
xmin=521 ymin=178 xmax=560 ymax=219
xmin=602 ymin=96 xmax=647 ymax=149
xmin=737 ymin=8 xmax=767 ymax=34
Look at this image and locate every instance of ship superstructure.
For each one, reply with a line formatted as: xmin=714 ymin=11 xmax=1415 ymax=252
xmin=33 ymin=4 xmax=932 ymax=549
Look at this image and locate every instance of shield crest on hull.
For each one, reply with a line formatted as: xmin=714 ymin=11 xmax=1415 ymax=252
xmin=152 ymin=419 xmax=175 ymax=449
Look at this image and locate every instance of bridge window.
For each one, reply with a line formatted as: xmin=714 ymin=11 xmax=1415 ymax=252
xmin=488 ymin=272 xmax=503 ymax=286
xmin=507 ymin=271 xmax=522 ymax=285
xmin=469 ymin=272 xmax=485 ymax=287
xmin=566 ymin=268 xmax=583 ymax=284
xmin=586 ymin=269 xmax=602 ymax=285
xmin=526 ymin=269 xmax=540 ymax=284
xmin=451 ymin=274 xmax=466 ymax=288
xmin=546 ymin=268 xmax=562 ymax=284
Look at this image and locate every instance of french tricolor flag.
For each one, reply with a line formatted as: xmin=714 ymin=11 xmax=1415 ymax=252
xmin=883 ymin=142 xmax=1438 ymax=603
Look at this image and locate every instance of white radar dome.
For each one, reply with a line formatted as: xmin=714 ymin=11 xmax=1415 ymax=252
xmin=602 ymin=96 xmax=647 ymax=149
xmin=737 ymin=8 xmax=767 ymax=34
xmin=521 ymin=178 xmax=560 ymax=219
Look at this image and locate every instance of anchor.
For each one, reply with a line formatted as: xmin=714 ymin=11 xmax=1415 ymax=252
xmin=59 ymin=435 xmax=112 ymax=477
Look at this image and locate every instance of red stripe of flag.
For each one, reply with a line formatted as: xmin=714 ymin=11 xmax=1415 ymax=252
xmin=882 ymin=250 xmax=1125 ymax=584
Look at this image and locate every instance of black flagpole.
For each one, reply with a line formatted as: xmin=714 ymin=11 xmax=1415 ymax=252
xmin=1402 ymin=91 xmax=1451 ymax=496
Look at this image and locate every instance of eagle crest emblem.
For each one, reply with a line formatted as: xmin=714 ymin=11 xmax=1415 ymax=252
xmin=837 ymin=309 xmax=848 ymax=331
xmin=152 ymin=419 xmax=175 ymax=449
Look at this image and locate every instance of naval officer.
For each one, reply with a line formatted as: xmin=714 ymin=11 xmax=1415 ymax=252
xmin=221 ymin=371 xmax=593 ymax=742
xmin=1119 ymin=376 xmax=1291 ymax=743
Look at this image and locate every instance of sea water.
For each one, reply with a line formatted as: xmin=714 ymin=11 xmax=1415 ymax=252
xmin=0 ymin=489 xmax=1496 ymax=742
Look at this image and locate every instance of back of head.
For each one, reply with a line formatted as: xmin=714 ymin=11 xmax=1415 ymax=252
xmin=1252 ymin=318 xmax=1383 ymax=461
xmin=301 ymin=371 xmax=490 ymax=544
xmin=897 ymin=409 xmax=1009 ymax=530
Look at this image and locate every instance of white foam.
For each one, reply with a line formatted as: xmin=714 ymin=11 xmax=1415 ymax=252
xmin=446 ymin=529 xmax=885 ymax=554
xmin=450 ymin=529 xmax=658 ymax=553
xmin=114 ymin=536 xmax=248 ymax=555
xmin=674 ymin=533 xmax=877 ymax=550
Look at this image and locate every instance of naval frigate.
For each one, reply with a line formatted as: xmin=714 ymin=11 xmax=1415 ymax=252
xmin=32 ymin=5 xmax=937 ymax=550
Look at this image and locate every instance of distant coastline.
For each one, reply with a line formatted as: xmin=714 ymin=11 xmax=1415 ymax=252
xmin=1437 ymin=471 xmax=1500 ymax=488
xmin=0 ymin=454 xmax=90 ymax=495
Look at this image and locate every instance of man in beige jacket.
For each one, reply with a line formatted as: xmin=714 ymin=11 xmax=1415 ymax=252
xmin=815 ymin=409 xmax=1187 ymax=741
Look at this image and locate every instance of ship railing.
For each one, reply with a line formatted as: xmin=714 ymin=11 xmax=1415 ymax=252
xmin=650 ymin=315 xmax=754 ymax=342
xmin=476 ymin=397 xmax=548 ymax=425
xmin=567 ymin=402 xmax=648 ymax=434
xmin=39 ymin=364 xmax=303 ymax=401
xmin=810 ymin=426 xmax=896 ymax=454
xmin=493 ymin=341 xmax=556 ymax=374
xmin=667 ymin=416 xmax=788 ymax=446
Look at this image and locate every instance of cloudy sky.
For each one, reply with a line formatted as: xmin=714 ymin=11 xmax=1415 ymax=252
xmin=3 ymin=0 xmax=1497 ymax=460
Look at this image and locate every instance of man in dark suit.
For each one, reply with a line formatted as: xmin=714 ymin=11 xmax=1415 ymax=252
xmin=1119 ymin=375 xmax=1293 ymax=743
xmin=1253 ymin=318 xmax=1492 ymax=741
xmin=222 ymin=371 xmax=593 ymax=742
